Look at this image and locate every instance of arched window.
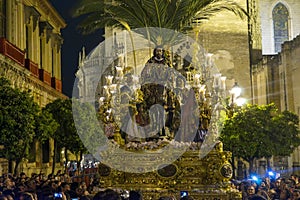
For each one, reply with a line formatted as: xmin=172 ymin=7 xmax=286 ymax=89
xmin=272 ymin=3 xmax=289 ymax=53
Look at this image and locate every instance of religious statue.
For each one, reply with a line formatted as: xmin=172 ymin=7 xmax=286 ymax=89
xmin=139 ymin=46 xmax=173 ymax=140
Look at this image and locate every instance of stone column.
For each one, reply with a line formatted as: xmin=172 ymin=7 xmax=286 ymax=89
xmin=6 ymin=0 xmax=13 ymax=42
xmin=25 ymin=6 xmax=41 ymax=63
xmin=39 ymin=22 xmax=53 ymax=72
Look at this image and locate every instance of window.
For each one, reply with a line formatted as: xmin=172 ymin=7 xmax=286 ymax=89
xmin=272 ymin=3 xmax=289 ymax=53
xmin=28 ymin=142 xmax=36 ymax=163
xmin=26 ymin=26 xmax=29 ymax=58
xmin=42 ymin=140 xmax=50 ymax=163
xmin=0 ymin=0 xmax=6 ymax=37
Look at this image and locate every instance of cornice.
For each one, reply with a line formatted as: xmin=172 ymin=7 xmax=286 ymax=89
xmin=0 ymin=55 xmax=67 ymax=100
xmin=23 ymin=0 xmax=66 ymax=31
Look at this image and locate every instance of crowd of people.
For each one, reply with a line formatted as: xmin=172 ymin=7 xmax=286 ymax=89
xmin=0 ymin=171 xmax=99 ymax=200
xmin=230 ymin=174 xmax=300 ymax=200
xmin=3 ymin=170 xmax=300 ymax=199
xmin=0 ymin=171 xmax=195 ymax=200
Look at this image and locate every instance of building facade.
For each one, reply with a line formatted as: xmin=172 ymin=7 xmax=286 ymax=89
xmin=0 ymin=0 xmax=66 ymax=175
xmin=251 ymin=0 xmax=300 ymax=176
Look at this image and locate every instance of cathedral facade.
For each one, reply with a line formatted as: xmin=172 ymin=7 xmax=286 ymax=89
xmin=252 ymin=0 xmax=300 ymax=176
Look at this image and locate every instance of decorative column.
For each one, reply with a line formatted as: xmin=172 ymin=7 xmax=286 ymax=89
xmin=39 ymin=21 xmax=53 ymax=72
xmin=6 ymin=0 xmax=14 ymax=42
xmin=25 ymin=6 xmax=41 ymax=63
xmin=51 ymin=33 xmax=63 ymax=79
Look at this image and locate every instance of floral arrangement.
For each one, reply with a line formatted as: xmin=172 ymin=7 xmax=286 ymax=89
xmin=121 ymin=138 xmax=203 ymax=151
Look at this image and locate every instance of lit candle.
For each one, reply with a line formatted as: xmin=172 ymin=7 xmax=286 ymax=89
xmin=213 ymin=73 xmax=221 ymax=88
xmin=105 ymin=75 xmax=114 ymax=85
xmin=199 ymin=85 xmax=206 ymax=100
xmin=115 ymin=66 xmax=123 ymax=78
xmin=99 ymin=97 xmax=105 ymax=106
xmin=110 ymin=84 xmax=117 ymax=94
xmin=206 ymin=53 xmax=213 ymax=67
xmin=103 ymin=85 xmax=110 ymax=98
xmin=220 ymin=76 xmax=226 ymax=91
xmin=194 ymin=74 xmax=201 ymax=86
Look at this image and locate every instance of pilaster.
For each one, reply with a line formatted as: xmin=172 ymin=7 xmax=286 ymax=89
xmin=51 ymin=33 xmax=62 ymax=79
xmin=39 ymin=21 xmax=53 ymax=73
xmin=6 ymin=0 xmax=14 ymax=42
xmin=25 ymin=6 xmax=41 ymax=63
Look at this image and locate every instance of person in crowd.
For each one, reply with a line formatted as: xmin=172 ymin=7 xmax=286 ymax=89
xmin=93 ymin=189 xmax=121 ymax=200
xmin=269 ymin=178 xmax=282 ymax=199
xmin=60 ymin=182 xmax=71 ymax=200
xmin=248 ymin=194 xmax=267 ymax=200
xmin=19 ymin=192 xmax=35 ymax=200
xmin=291 ymin=174 xmax=300 ymax=190
xmin=244 ymin=185 xmax=257 ymax=200
xmin=291 ymin=189 xmax=300 ymax=200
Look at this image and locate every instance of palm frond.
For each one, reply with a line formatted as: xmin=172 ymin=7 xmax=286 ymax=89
xmin=72 ymin=0 xmax=248 ymax=44
xmin=71 ymin=0 xmax=106 ymax=17
xmin=142 ymin=0 xmax=169 ymax=28
xmin=193 ymin=0 xmax=248 ymax=22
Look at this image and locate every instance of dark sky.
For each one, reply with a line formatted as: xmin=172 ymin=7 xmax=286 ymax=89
xmin=50 ymin=0 xmax=104 ymax=97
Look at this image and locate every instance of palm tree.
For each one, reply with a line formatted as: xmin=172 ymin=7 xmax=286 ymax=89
xmin=72 ymin=0 xmax=247 ymax=46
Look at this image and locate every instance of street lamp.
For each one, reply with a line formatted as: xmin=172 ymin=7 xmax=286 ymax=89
xmin=230 ymin=82 xmax=241 ymax=104
xmin=228 ymin=81 xmax=246 ymax=179
xmin=230 ymin=81 xmax=246 ymax=107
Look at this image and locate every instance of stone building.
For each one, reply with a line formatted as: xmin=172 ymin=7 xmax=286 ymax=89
xmin=0 ymin=0 xmax=66 ymax=175
xmin=251 ymin=0 xmax=300 ymax=176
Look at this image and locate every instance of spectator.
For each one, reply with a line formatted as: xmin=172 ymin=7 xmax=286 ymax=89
xmin=93 ymin=189 xmax=121 ymax=200
xmin=292 ymin=189 xmax=300 ymax=200
xmin=244 ymin=185 xmax=256 ymax=200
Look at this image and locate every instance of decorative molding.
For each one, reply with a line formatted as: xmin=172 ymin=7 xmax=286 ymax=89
xmin=39 ymin=21 xmax=53 ymax=43
xmin=98 ymin=147 xmax=241 ymax=199
xmin=23 ymin=0 xmax=66 ymax=30
xmin=25 ymin=6 xmax=41 ymax=31
xmin=51 ymin=33 xmax=63 ymax=52
xmin=0 ymin=55 xmax=66 ymax=105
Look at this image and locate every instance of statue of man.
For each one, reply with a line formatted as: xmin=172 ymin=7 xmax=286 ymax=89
xmin=139 ymin=46 xmax=172 ymax=139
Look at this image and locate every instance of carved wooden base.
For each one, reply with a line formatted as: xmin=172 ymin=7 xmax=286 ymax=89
xmin=98 ymin=142 xmax=241 ymax=199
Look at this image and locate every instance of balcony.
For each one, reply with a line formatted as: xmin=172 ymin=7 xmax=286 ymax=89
xmin=0 ymin=37 xmax=25 ymax=66
xmin=39 ymin=69 xmax=51 ymax=86
xmin=25 ymin=59 xmax=39 ymax=77
xmin=51 ymin=77 xmax=62 ymax=92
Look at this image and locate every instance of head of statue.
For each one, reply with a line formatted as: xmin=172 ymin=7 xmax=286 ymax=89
xmin=153 ymin=46 xmax=164 ymax=59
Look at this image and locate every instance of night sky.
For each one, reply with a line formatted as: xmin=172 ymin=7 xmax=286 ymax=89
xmin=50 ymin=0 xmax=104 ymax=97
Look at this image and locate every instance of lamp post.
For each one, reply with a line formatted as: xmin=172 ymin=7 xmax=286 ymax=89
xmin=229 ymin=81 xmax=246 ymax=179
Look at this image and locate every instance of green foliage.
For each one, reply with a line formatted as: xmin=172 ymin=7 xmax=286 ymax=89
xmin=271 ymin=110 xmax=300 ymax=156
xmin=220 ymin=103 xmax=300 ymax=164
xmin=72 ymin=0 xmax=247 ymax=45
xmin=0 ymin=77 xmax=39 ymax=163
xmin=34 ymin=109 xmax=59 ymax=143
xmin=72 ymin=99 xmax=107 ymax=156
xmin=45 ymin=98 xmax=87 ymax=155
